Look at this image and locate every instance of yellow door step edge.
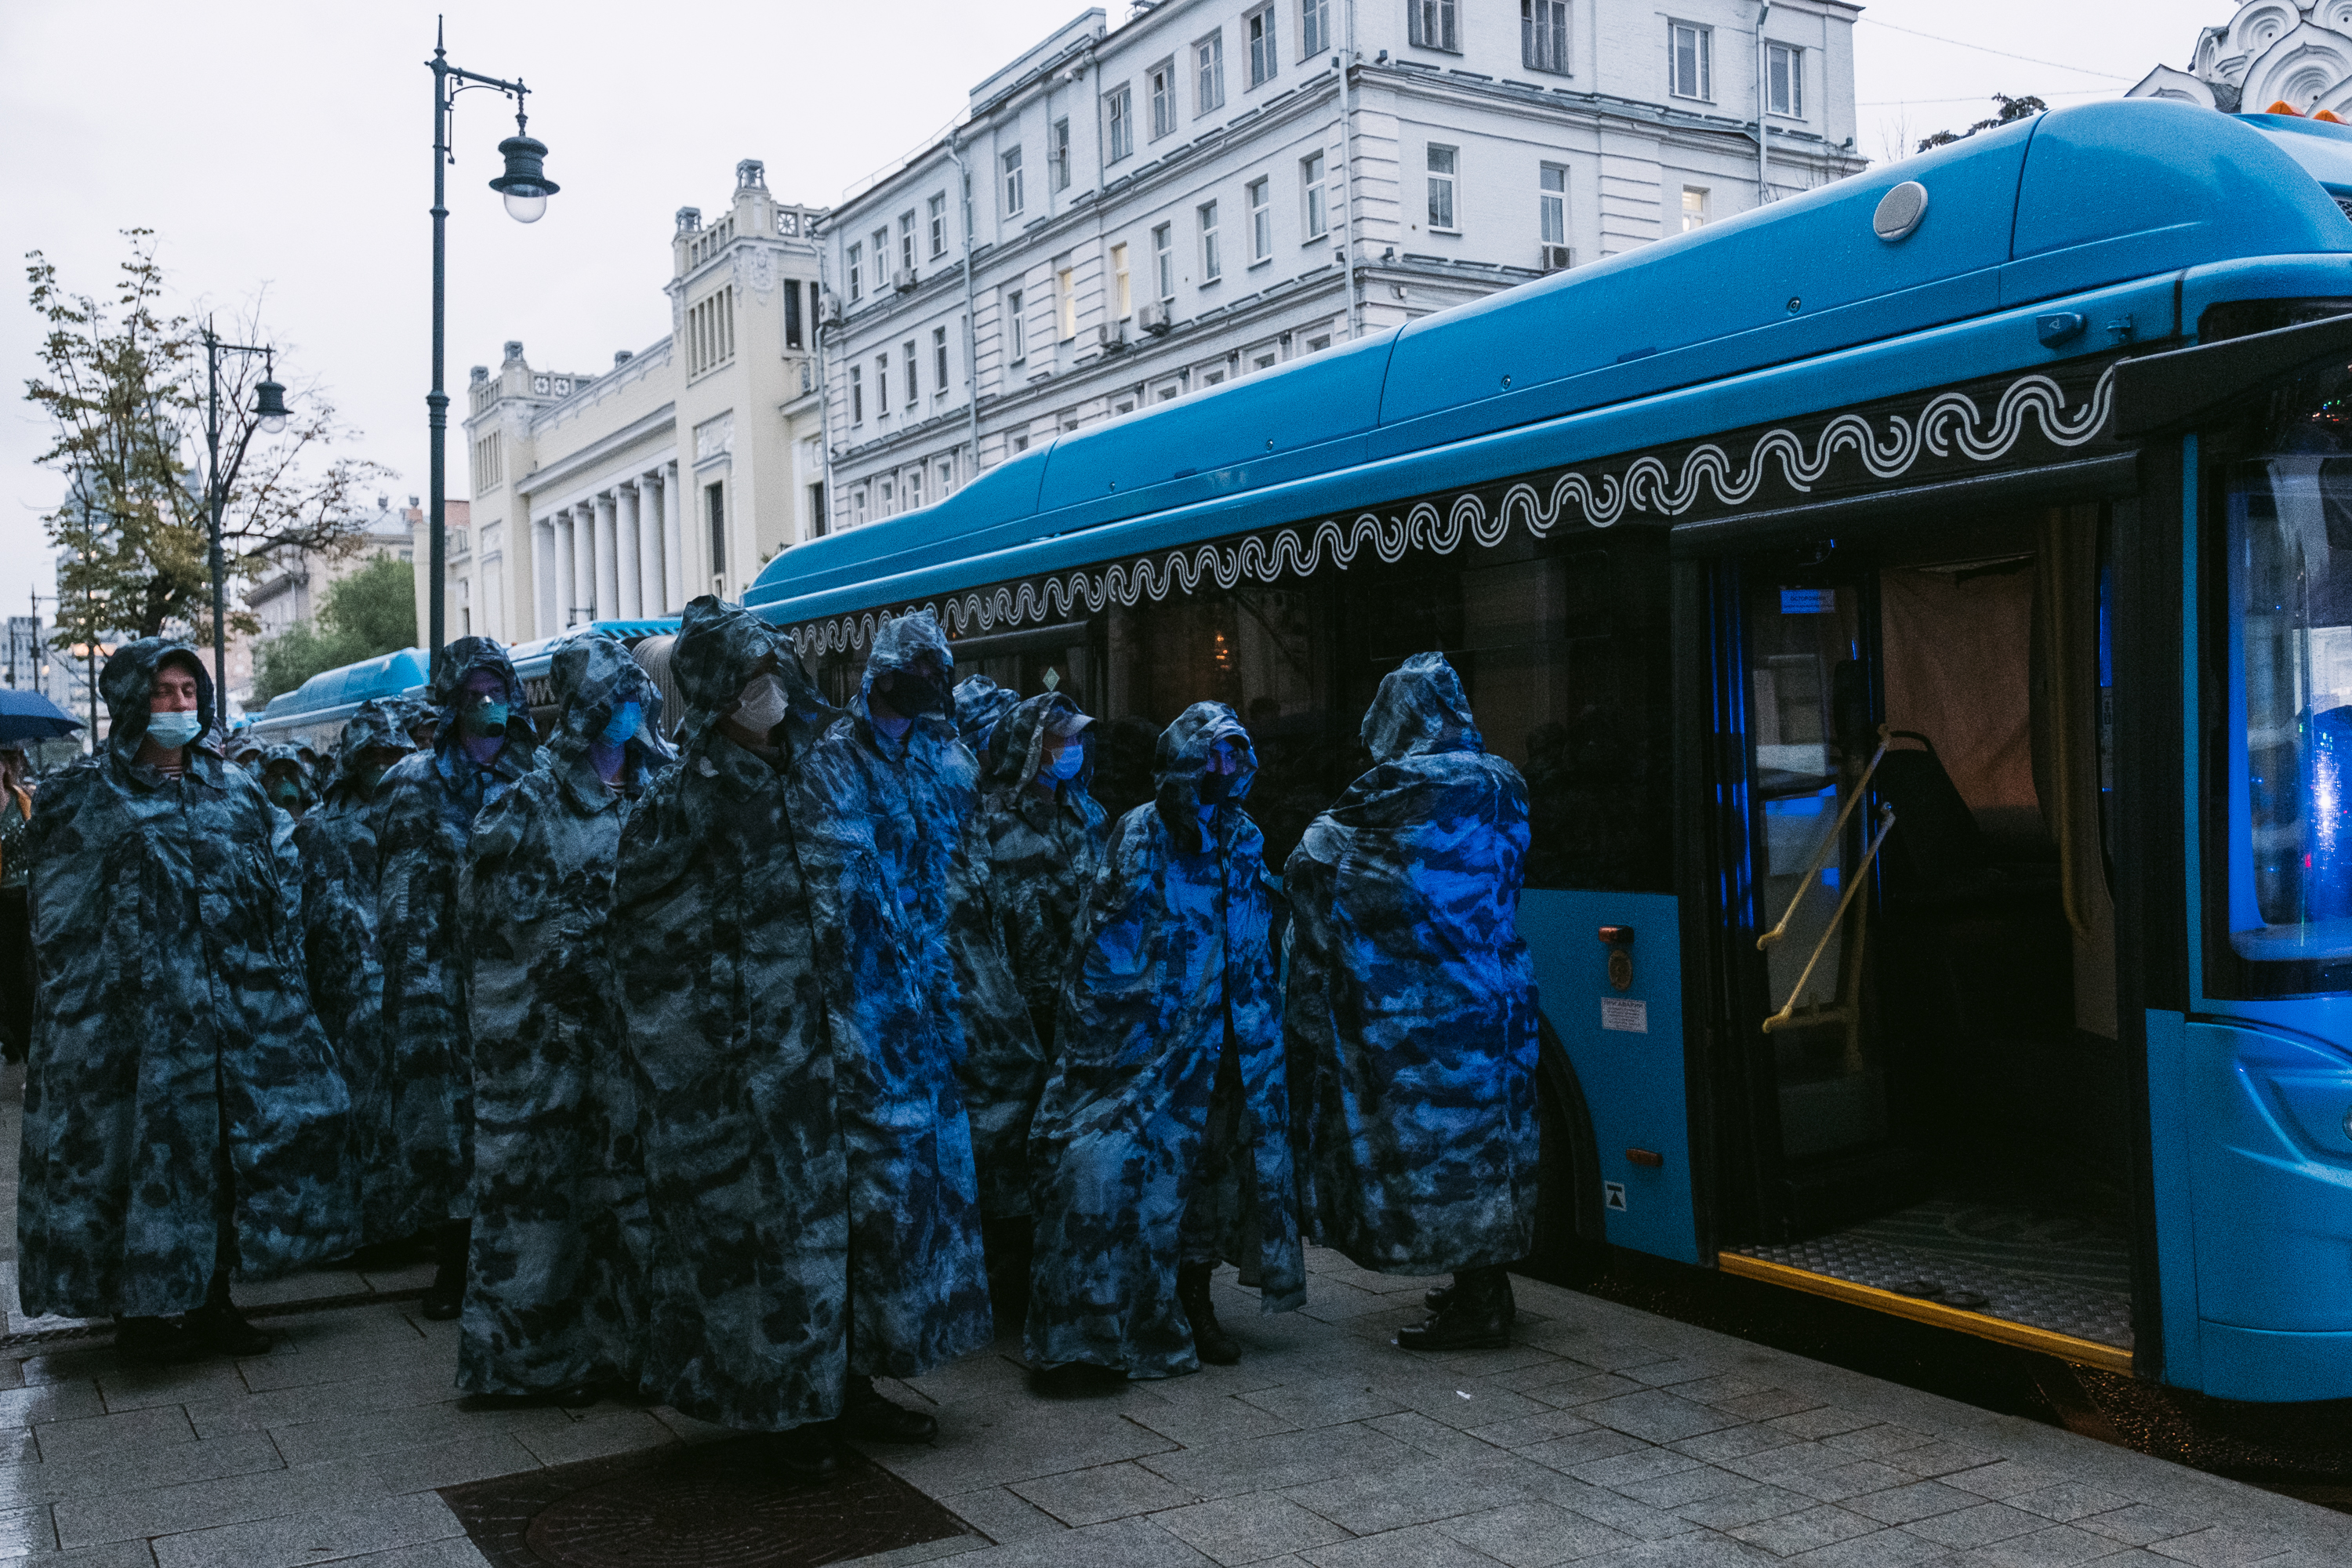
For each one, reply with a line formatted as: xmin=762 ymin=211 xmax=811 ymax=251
xmin=1717 ymin=1252 xmax=2135 ymax=1374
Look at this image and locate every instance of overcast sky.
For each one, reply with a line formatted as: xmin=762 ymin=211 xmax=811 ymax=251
xmin=0 ymin=0 xmax=2223 ymax=626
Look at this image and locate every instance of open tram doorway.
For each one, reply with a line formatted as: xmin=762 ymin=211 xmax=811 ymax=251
xmin=1711 ymin=503 xmax=2138 ymax=1369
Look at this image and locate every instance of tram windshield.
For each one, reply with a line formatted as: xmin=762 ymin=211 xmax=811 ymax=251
xmin=2227 ymin=420 xmax=2352 ymax=962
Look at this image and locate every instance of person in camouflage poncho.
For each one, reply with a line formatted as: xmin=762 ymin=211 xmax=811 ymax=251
xmin=258 ymin=746 xmax=318 ymax=818
xmin=459 ymin=635 xmax=667 ymax=1404
xmin=1283 ymin=652 xmax=1539 ymax=1350
xmin=293 ymin=698 xmax=414 ymax=1255
xmin=1025 ymin=702 xmax=1304 ymax=1380
xmin=17 ymin=641 xmax=358 ymax=1360
xmin=953 ymin=675 xmax=1019 ymax=782
xmin=615 ymin=597 xmax=989 ymax=1471
xmin=372 ymin=636 xmax=536 ymax=1315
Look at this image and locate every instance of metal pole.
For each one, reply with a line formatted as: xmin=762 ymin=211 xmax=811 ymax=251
xmin=205 ymin=321 xmax=228 ymax=717
xmin=1756 ymin=1 xmax=1772 ymax=209
xmin=948 ymin=137 xmax=980 ymax=476
xmin=1341 ymin=0 xmax=1361 ymax=340
xmin=427 ymin=31 xmax=451 ymax=679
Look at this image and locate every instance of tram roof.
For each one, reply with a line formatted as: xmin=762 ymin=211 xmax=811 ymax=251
xmin=747 ymin=99 xmax=2352 ymax=632
xmin=251 ymin=646 xmax=430 ymax=731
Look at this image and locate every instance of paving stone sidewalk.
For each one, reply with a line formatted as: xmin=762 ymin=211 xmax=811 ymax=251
xmin=0 ymin=1245 xmax=2347 ymax=1568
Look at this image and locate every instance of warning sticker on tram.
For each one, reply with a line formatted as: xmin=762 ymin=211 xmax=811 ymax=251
xmin=1601 ymin=997 xmax=1648 ymax=1033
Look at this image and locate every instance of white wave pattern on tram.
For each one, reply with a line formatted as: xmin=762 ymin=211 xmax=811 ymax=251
xmin=793 ymin=365 xmax=2118 ymax=657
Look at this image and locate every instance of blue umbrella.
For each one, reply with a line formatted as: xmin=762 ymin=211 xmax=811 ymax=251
xmin=0 ymin=689 xmax=85 ymax=745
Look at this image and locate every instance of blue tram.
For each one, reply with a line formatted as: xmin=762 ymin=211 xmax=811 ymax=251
xmin=739 ymin=98 xmax=2352 ymax=1403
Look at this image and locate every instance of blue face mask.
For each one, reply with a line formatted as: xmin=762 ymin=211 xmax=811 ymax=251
xmin=1047 ymin=744 xmax=1085 ymax=782
xmin=145 ymin=711 xmax=201 ymax=750
xmin=600 ymin=702 xmax=642 ymax=745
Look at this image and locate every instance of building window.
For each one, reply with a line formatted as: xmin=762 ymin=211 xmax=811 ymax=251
xmin=1426 ymin=145 xmax=1458 ymax=232
xmin=1005 ymin=288 xmax=1025 ymax=361
xmin=848 ymin=242 xmax=864 ymax=303
xmin=706 ymin=483 xmax=726 ymax=580
xmin=1149 ymin=58 xmax=1178 ymax=139
xmin=907 ymin=466 xmax=924 ymax=511
xmin=1105 ymin=85 xmax=1134 ymax=162
xmin=1247 ymin=176 xmax=1272 ymax=263
xmin=1682 ymin=186 xmax=1709 ymax=232
xmin=1002 ymin=146 xmax=1025 ymax=216
xmin=872 ymin=227 xmax=890 ymax=285
xmin=1196 ymin=30 xmax=1226 ymax=113
xmin=876 ymin=353 xmax=891 ymax=415
xmin=1540 ymin=163 xmax=1567 ymax=244
xmin=1152 ymin=223 xmax=1175 ymax=299
xmin=1301 ymin=0 xmax=1330 ymax=57
xmin=927 ymin=193 xmax=948 ymax=257
xmin=1111 ymin=241 xmax=1132 ymax=318
xmin=1523 ymin=0 xmax=1569 ymax=75
xmin=1051 ymin=118 xmax=1073 ymax=190
xmin=1767 ymin=41 xmax=1802 ymax=118
xmin=879 ymin=477 xmax=895 ymax=516
xmin=1301 ymin=151 xmax=1327 ymax=239
xmin=852 ymin=488 xmax=868 ymax=528
xmin=1055 ymin=264 xmax=1077 ymax=339
xmin=934 ymin=325 xmax=949 ymax=394
xmin=1246 ymin=5 xmax=1277 ymax=87
xmin=1200 ymin=200 xmax=1222 ymax=281
xmin=898 ymin=212 xmax=916 ymax=274
xmin=785 ymin=280 xmax=804 ymax=350
xmin=687 ymin=285 xmax=737 ymax=377
xmin=1669 ymin=21 xmax=1711 ymax=101
xmin=850 ymin=362 xmax=864 ymax=423
xmin=903 ymin=339 xmax=920 ymax=401
xmin=1409 ymin=0 xmax=1459 ymax=53
xmin=808 ymin=481 xmax=829 ymax=539
xmin=472 ymin=430 xmax=503 ymax=493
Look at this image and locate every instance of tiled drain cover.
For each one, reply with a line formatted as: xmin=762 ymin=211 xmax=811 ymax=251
xmin=441 ymin=1434 xmax=971 ymax=1567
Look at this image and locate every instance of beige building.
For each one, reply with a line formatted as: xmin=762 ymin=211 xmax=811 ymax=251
xmin=438 ymin=159 xmax=828 ymax=644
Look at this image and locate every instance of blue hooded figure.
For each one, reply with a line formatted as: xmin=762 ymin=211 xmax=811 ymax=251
xmin=1284 ymin=652 xmax=1539 ymax=1349
xmin=953 ymin=673 xmax=1021 ymax=783
xmin=372 ymin=636 xmax=536 ymax=1318
xmin=614 ymin=598 xmax=989 ymax=1478
xmin=459 ymin=634 xmax=670 ymax=1406
xmin=1025 ymin=702 xmax=1305 ymax=1380
xmin=18 ymin=640 xmax=358 ymax=1363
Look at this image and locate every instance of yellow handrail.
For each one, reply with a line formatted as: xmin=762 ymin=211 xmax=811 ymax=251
xmin=1757 ymin=727 xmax=1891 ymax=953
xmin=1763 ymin=804 xmax=1897 ymax=1036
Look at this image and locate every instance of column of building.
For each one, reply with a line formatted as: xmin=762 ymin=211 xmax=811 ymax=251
xmin=536 ymin=464 xmax=691 ymax=630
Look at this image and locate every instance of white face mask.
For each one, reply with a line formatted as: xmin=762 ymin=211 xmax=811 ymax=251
xmin=733 ymin=673 xmax=792 ymax=740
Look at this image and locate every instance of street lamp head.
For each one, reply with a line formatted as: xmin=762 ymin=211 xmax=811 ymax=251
xmin=253 ymin=376 xmax=290 ymax=436
xmin=489 ymin=132 xmax=557 ymax=223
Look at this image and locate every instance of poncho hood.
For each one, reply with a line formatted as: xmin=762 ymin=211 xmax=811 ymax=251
xmin=954 ymin=675 xmax=1019 ymax=765
xmin=1154 ymin=702 xmax=1257 ymax=851
xmin=325 ymin=699 xmax=416 ymax=805
xmin=260 ymin=744 xmax=319 ymax=811
xmin=431 ymin=637 xmax=535 ymax=757
xmin=550 ymin=633 xmax=673 ymax=761
xmin=1363 ymin=652 xmax=1483 ymax=763
xmin=101 ymin=638 xmax=217 ymax=763
xmin=670 ymin=595 xmax=833 ymax=756
xmin=854 ymin=612 xmax=956 ymax=742
xmin=990 ymin=691 xmax=1094 ymax=795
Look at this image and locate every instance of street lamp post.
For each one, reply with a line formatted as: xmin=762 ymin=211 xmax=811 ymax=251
xmin=200 ymin=321 xmax=290 ymax=716
xmin=426 ymin=20 xmax=557 ymax=680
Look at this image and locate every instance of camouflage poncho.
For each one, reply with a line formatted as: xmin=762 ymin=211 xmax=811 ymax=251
xmin=953 ymin=675 xmax=1020 ymax=782
xmin=370 ymin=637 xmax=536 ymax=1240
xmin=1284 ymin=653 xmax=1540 ymax=1274
xmin=259 ymin=745 xmax=318 ymax=816
xmin=459 ymin=636 xmax=666 ymax=1396
xmin=1025 ymin=702 xmax=1304 ymax=1378
xmin=614 ymin=597 xmax=989 ymax=1433
xmin=293 ymin=699 xmax=414 ymax=1200
xmin=16 ymin=640 xmax=359 ymax=1318
xmin=958 ymin=695 xmax=1107 ymax=1218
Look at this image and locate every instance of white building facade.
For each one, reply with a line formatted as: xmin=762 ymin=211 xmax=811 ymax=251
xmin=448 ymin=160 xmax=829 ymax=645
xmin=821 ymin=0 xmax=1864 ymax=532
xmin=2130 ymin=2 xmax=2352 ymax=115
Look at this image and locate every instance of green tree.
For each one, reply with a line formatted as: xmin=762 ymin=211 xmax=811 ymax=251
xmin=23 ymin=230 xmax=392 ymax=656
xmin=1918 ymin=93 xmax=2048 ymax=154
xmin=251 ymin=554 xmax=418 ymax=705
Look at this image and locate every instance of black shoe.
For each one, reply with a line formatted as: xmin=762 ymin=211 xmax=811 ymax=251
xmin=837 ymin=1376 xmax=938 ymax=1443
xmin=1423 ymin=1272 xmax=1519 ymax=1323
xmin=1397 ymin=1267 xmax=1514 ymax=1352
xmin=460 ymin=1383 xmax=601 ymax=1412
xmin=776 ymin=1425 xmax=840 ymax=1482
xmin=420 ymin=1221 xmax=467 ymax=1321
xmin=184 ymin=1299 xmax=272 ymax=1357
xmin=114 ymin=1315 xmax=200 ymax=1366
xmin=1177 ymin=1261 xmax=1241 ymax=1367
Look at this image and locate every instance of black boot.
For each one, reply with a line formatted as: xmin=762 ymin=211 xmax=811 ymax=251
xmin=183 ymin=1271 xmax=271 ymax=1357
xmin=836 ymin=1374 xmax=938 ymax=1443
xmin=775 ymin=1423 xmax=840 ymax=1482
xmin=1177 ymin=1261 xmax=1240 ymax=1366
xmin=1397 ymin=1265 xmax=1514 ymax=1352
xmin=420 ymin=1219 xmax=468 ymax=1321
xmin=1423 ymin=1272 xmax=1519 ymax=1323
xmin=114 ymin=1314 xmax=199 ymax=1366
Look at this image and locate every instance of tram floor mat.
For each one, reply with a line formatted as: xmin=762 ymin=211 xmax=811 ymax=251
xmin=1732 ymin=1200 xmax=2133 ymax=1350
xmin=439 ymin=1432 xmax=977 ymax=1568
